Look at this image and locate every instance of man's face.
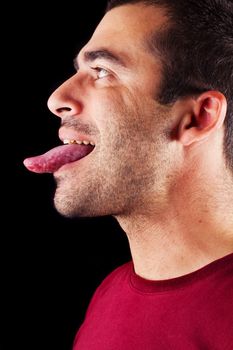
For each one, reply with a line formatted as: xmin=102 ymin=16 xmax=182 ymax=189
xmin=48 ymin=4 xmax=173 ymax=218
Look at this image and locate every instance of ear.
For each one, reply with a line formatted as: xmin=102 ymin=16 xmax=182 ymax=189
xmin=178 ymin=91 xmax=227 ymax=146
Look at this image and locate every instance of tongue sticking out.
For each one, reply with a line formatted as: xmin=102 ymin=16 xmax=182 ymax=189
xmin=23 ymin=144 xmax=94 ymax=174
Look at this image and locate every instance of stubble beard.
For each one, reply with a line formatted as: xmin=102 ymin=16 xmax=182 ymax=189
xmin=53 ymin=100 xmax=171 ymax=219
xmin=53 ymin=137 xmax=152 ymax=218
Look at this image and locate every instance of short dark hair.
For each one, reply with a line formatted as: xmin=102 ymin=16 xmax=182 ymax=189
xmin=107 ymin=0 xmax=233 ymax=173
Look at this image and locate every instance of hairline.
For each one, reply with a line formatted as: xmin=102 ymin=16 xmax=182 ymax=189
xmin=106 ymin=1 xmax=174 ymax=104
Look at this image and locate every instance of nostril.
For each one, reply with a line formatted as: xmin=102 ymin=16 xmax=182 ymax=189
xmin=57 ymin=107 xmax=72 ymax=113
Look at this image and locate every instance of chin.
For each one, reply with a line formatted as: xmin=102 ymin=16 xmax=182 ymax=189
xmin=53 ymin=181 xmax=124 ymax=218
xmin=54 ymin=201 xmax=88 ymax=218
xmin=53 ymin=196 xmax=102 ymax=218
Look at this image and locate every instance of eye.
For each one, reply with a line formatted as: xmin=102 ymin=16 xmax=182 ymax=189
xmin=92 ymin=67 xmax=110 ymax=79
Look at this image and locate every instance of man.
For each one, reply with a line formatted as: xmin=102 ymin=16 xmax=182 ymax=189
xmin=24 ymin=0 xmax=233 ymax=348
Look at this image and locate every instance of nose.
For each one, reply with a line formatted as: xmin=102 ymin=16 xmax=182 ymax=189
xmin=47 ymin=74 xmax=83 ymax=118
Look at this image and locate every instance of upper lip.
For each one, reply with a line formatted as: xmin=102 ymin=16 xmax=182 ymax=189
xmin=59 ymin=127 xmax=96 ymax=146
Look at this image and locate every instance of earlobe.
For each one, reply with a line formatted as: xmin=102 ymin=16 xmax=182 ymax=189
xmin=178 ymin=92 xmax=227 ymax=146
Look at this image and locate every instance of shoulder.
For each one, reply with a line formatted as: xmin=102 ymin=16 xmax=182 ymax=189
xmin=86 ymin=261 xmax=132 ymax=309
xmin=96 ymin=261 xmax=132 ymax=295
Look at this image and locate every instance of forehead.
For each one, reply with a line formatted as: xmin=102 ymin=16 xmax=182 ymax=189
xmin=82 ymin=4 xmax=167 ymax=62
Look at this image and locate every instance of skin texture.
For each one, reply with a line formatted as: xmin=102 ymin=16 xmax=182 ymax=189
xmin=48 ymin=5 xmax=171 ymax=218
xmin=48 ymin=4 xmax=233 ymax=279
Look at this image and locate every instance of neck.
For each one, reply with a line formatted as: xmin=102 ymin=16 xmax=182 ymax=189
xmin=117 ymin=170 xmax=233 ymax=280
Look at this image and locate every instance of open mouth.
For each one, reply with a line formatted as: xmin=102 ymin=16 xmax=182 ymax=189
xmin=63 ymin=139 xmax=95 ymax=147
xmin=23 ymin=139 xmax=95 ymax=174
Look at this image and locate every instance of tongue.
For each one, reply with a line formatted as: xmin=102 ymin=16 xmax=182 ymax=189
xmin=23 ymin=144 xmax=94 ymax=173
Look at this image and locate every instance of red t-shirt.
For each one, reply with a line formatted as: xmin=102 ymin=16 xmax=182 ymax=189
xmin=73 ymin=253 xmax=233 ymax=349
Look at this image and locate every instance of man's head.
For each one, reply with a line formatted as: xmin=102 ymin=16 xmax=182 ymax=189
xmin=107 ymin=0 xmax=233 ymax=172
xmin=47 ymin=1 xmax=233 ymax=219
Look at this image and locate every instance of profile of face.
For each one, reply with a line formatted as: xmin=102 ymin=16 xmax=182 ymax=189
xmin=33 ymin=4 xmax=175 ymax=218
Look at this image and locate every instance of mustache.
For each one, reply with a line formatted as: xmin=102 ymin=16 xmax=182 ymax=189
xmin=61 ymin=117 xmax=98 ymax=135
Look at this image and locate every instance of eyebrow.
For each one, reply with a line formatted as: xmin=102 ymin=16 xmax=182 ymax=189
xmin=73 ymin=49 xmax=127 ymax=70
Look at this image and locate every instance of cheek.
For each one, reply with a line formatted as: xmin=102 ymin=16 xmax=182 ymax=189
xmin=91 ymin=88 xmax=138 ymax=132
xmin=90 ymin=87 xmax=164 ymax=145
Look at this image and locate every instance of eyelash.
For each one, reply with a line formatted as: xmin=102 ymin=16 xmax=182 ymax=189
xmin=91 ymin=67 xmax=110 ymax=80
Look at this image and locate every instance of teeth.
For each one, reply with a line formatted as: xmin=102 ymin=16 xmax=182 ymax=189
xmin=63 ymin=139 xmax=95 ymax=146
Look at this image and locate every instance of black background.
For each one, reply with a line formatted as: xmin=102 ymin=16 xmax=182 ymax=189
xmin=3 ymin=2 xmax=131 ymax=349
